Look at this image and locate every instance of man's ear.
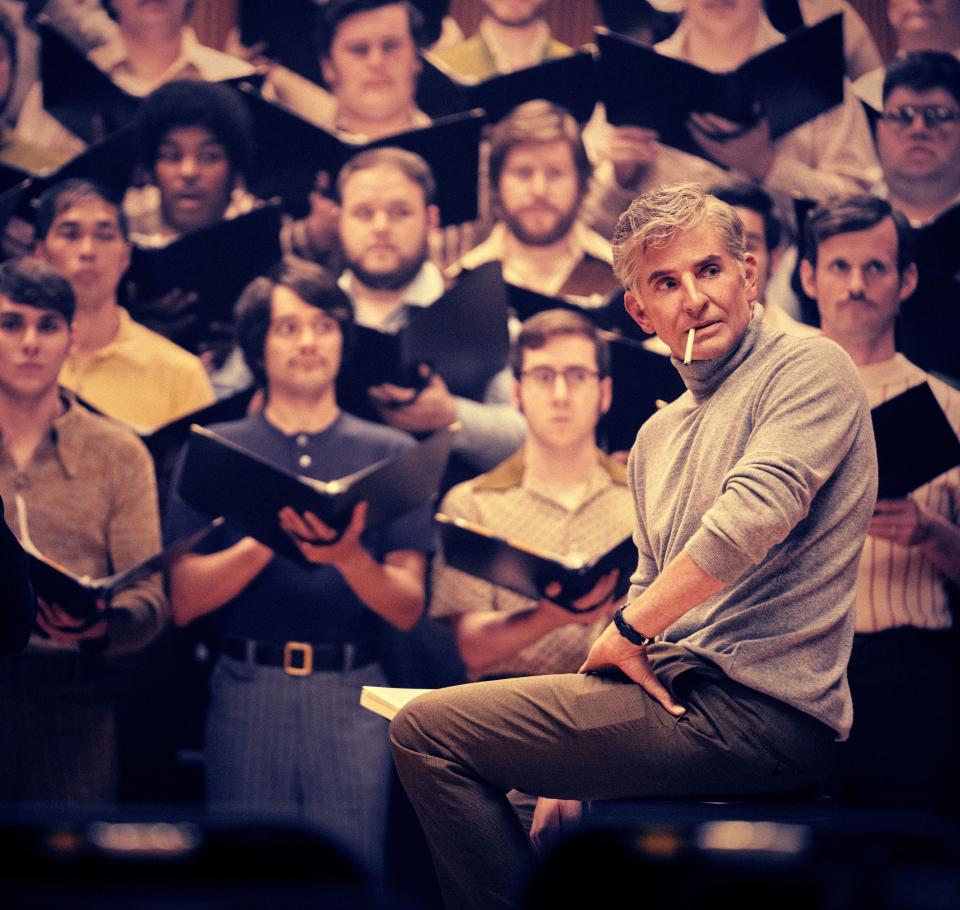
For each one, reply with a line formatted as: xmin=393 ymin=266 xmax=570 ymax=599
xmin=743 ymin=252 xmax=760 ymax=303
xmin=426 ymin=204 xmax=440 ymax=232
xmin=624 ymin=289 xmax=654 ymax=334
xmin=798 ymin=259 xmax=818 ymax=301
xmin=598 ymin=375 xmax=612 ymax=416
xmin=320 ymin=56 xmax=336 ymax=88
xmin=510 ymin=374 xmax=523 ymax=413
xmin=897 ymin=262 xmax=919 ymax=304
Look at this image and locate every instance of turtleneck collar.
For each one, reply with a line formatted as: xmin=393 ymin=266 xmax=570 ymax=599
xmin=671 ymin=303 xmax=763 ymax=402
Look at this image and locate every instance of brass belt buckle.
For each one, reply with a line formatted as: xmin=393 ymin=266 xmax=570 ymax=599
xmin=283 ymin=641 xmax=313 ymax=677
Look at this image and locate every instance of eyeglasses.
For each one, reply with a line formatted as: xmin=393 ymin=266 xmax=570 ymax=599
xmin=520 ymin=366 xmax=600 ymax=389
xmin=880 ymin=105 xmax=960 ymax=130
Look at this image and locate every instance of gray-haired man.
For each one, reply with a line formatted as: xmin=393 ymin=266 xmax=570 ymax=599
xmin=390 ymin=183 xmax=879 ymax=910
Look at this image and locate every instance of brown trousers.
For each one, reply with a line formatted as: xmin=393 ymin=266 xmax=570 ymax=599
xmin=390 ymin=648 xmax=835 ymax=910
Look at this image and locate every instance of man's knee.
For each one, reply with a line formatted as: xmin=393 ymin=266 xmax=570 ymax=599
xmin=389 ymin=689 xmax=446 ymax=759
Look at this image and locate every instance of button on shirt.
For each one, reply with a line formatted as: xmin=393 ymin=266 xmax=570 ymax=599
xmin=164 ymin=411 xmax=434 ymax=645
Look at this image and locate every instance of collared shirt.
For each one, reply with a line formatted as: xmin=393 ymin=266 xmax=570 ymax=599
xmin=434 ymin=23 xmax=571 ymax=80
xmin=478 ymin=19 xmax=556 ymax=74
xmin=88 ymin=27 xmax=252 ymax=96
xmin=59 ymin=307 xmax=215 ymax=431
xmin=431 ymin=448 xmax=635 ymax=680
xmin=583 ymin=10 xmax=880 ymax=240
xmin=457 ymin=221 xmax=615 ymax=303
xmin=339 ymin=261 xmax=445 ymax=333
xmin=854 ymin=354 xmax=959 ymax=633
xmin=14 ymin=27 xmax=253 ymax=159
xmin=0 ymin=393 xmax=166 ymax=655
xmin=653 ymin=12 xmax=880 ymax=200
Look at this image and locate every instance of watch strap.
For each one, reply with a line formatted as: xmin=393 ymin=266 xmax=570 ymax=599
xmin=613 ymin=604 xmax=656 ymax=647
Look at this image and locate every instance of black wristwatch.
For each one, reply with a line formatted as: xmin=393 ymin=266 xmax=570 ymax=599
xmin=613 ymin=604 xmax=656 ymax=647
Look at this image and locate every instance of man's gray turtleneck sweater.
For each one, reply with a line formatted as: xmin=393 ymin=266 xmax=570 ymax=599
xmin=630 ymin=307 xmax=877 ymax=738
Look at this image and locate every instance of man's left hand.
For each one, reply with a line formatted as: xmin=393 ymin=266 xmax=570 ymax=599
xmin=278 ymin=501 xmax=367 ymax=568
xmin=688 ymin=111 xmax=775 ymax=181
xmin=579 ymin=621 xmax=685 ymax=716
xmin=35 ymin=596 xmax=108 ymax=642
xmin=869 ymin=498 xmax=933 ymax=547
xmin=369 ymin=374 xmax=456 ymax=433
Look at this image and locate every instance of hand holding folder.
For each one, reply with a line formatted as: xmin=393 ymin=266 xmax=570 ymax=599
xmin=435 ymin=513 xmax=637 ymax=611
xmin=178 ymin=423 xmax=457 ymax=566
xmin=595 ymin=15 xmax=845 ymax=166
xmin=13 ymin=494 xmax=220 ymax=623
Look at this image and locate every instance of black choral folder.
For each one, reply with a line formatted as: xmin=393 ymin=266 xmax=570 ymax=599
xmin=595 ymin=15 xmax=844 ymax=161
xmin=0 ymin=126 xmax=140 ymax=231
xmin=503 ymin=283 xmax=686 ymax=451
xmin=177 ymin=423 xmax=456 ymax=565
xmin=343 ymin=262 xmax=510 ymax=393
xmin=126 ymin=201 xmax=284 ymax=351
xmin=239 ymin=83 xmax=483 ymax=224
xmin=13 ymin=492 xmax=219 ymax=621
xmin=435 ymin=513 xmax=636 ymax=610
xmin=417 ymin=49 xmax=598 ymax=123
xmin=39 ymin=21 xmax=140 ymax=145
xmin=40 ymin=22 xmax=263 ymax=146
xmin=871 ymin=382 xmax=960 ymax=500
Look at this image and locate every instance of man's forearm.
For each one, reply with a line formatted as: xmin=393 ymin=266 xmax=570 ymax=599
xmin=336 ymin=549 xmax=425 ymax=631
xmin=452 ymin=606 xmax=567 ymax=672
xmin=169 ymin=537 xmax=274 ymax=627
xmin=621 ymin=550 xmax=726 ymax=638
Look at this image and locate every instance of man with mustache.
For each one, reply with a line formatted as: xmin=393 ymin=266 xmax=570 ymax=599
xmin=165 ymin=257 xmax=433 ymax=876
xmin=799 ymin=193 xmax=960 ymax=808
xmin=458 ymin=100 xmax=620 ymax=307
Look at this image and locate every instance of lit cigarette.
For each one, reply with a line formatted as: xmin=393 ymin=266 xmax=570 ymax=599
xmin=683 ymin=328 xmax=695 ymax=365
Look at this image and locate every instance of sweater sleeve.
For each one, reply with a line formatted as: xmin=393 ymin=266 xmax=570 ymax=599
xmin=627 ymin=443 xmax=660 ymax=600
xmin=685 ymin=339 xmax=875 ymax=583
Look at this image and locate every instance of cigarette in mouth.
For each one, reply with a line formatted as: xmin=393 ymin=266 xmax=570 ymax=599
xmin=683 ymin=328 xmax=695 ymax=365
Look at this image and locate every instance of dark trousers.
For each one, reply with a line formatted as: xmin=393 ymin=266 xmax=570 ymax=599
xmin=833 ymin=626 xmax=957 ymax=809
xmin=390 ymin=650 xmax=835 ymax=910
xmin=0 ymin=653 xmax=116 ymax=805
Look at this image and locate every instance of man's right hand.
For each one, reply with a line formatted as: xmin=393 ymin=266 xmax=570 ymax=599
xmin=579 ymin=619 xmax=685 ymax=716
xmin=606 ymin=125 xmax=660 ymax=189
xmin=35 ymin=596 xmax=107 ymax=643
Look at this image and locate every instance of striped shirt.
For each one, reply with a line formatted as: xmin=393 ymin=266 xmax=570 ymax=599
xmin=855 ymin=354 xmax=960 ymax=632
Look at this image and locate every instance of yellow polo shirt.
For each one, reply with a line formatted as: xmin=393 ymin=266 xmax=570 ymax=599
xmin=59 ymin=307 xmax=215 ymax=432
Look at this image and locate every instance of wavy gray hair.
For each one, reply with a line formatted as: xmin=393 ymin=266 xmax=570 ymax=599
xmin=612 ymin=183 xmax=747 ymax=294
